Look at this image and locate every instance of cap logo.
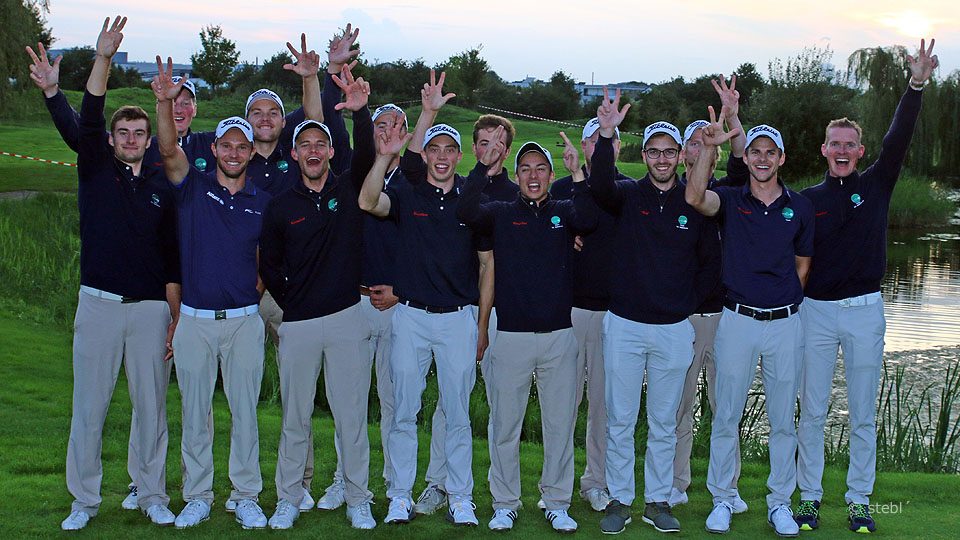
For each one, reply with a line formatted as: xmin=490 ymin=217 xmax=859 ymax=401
xmin=427 ymin=125 xmax=458 ymax=138
xmin=647 ymin=122 xmax=676 ymax=133
xmin=749 ymin=125 xmax=779 ymax=137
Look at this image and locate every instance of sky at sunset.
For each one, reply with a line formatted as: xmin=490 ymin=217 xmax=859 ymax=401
xmin=41 ymin=1 xmax=958 ymax=88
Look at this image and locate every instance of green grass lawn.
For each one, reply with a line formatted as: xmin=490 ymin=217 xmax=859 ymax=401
xmin=1 ymin=313 xmax=959 ymax=539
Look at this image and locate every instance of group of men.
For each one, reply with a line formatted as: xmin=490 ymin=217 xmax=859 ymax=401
xmin=25 ymin=15 xmax=940 ymax=537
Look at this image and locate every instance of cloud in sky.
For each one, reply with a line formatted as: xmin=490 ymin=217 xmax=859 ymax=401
xmin=42 ymin=1 xmax=958 ymax=86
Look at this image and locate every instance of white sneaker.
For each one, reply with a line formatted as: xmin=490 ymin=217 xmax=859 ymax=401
xmin=415 ymin=484 xmax=447 ymax=514
xmin=316 ymin=479 xmax=346 ymax=510
xmin=537 ymin=498 xmax=546 ymax=510
xmin=488 ymin=508 xmax=518 ymax=531
xmin=767 ymin=504 xmax=799 ymax=537
xmin=347 ymin=501 xmax=377 ymax=529
xmin=582 ymin=488 xmax=611 ymax=512
xmin=61 ymin=510 xmax=91 ymax=531
xmin=122 ymin=485 xmax=139 ymax=510
xmin=668 ymin=488 xmax=689 ymax=507
xmin=268 ymin=499 xmax=300 ymax=530
xmin=299 ymin=488 xmax=315 ymax=512
xmin=175 ymin=500 xmax=210 ymax=529
xmin=705 ymin=501 xmax=733 ymax=533
xmin=235 ymin=499 xmax=267 ymax=529
xmin=384 ymin=497 xmax=415 ymax=524
xmin=144 ymin=504 xmax=175 ymax=526
xmin=545 ymin=509 xmax=578 ymax=532
xmin=446 ymin=498 xmax=478 ymax=526
xmin=732 ymin=494 xmax=748 ymax=514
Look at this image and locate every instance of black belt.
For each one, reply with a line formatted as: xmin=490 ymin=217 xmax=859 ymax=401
xmin=398 ymin=297 xmax=467 ymax=314
xmin=724 ymin=299 xmax=798 ymax=321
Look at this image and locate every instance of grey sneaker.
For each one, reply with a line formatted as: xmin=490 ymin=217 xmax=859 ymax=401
xmin=643 ymin=501 xmax=680 ymax=533
xmin=316 ymin=479 xmax=346 ymax=510
xmin=415 ymin=484 xmax=448 ymax=515
xmin=122 ymin=485 xmax=138 ymax=510
xmin=61 ymin=510 xmax=91 ymax=531
xmin=235 ymin=499 xmax=267 ymax=529
xmin=144 ymin=504 xmax=175 ymax=526
xmin=582 ymin=487 xmax=612 ymax=512
xmin=600 ymin=500 xmax=632 ymax=534
xmin=347 ymin=501 xmax=377 ymax=529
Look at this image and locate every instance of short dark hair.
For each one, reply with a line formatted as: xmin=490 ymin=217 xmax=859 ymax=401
xmin=110 ymin=105 xmax=152 ymax=137
xmin=473 ymin=114 xmax=515 ymax=149
xmin=824 ymin=117 xmax=862 ymax=144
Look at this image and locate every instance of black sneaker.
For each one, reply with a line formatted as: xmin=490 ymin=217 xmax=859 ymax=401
xmin=848 ymin=503 xmax=876 ymax=534
xmin=795 ymin=500 xmax=820 ymax=531
xmin=600 ymin=500 xmax=632 ymax=535
xmin=642 ymin=501 xmax=680 ymax=533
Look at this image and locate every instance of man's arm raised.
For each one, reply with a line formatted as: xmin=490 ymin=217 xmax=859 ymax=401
xmin=360 ymin=113 xmax=410 ymax=217
xmin=407 ymin=69 xmax=456 ymax=154
xmin=685 ymin=106 xmax=737 ymax=217
xmin=151 ymin=57 xmax=190 ymax=184
xmin=284 ymin=33 xmax=323 ymax=123
xmin=588 ymin=87 xmax=630 ymax=211
xmin=713 ymin=74 xmax=746 ymax=158
xmin=86 ymin=16 xmax=126 ymax=96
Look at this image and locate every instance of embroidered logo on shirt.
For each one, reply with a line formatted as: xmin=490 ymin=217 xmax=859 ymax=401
xmin=737 ymin=207 xmax=751 ymax=214
xmin=413 ymin=211 xmax=429 ymax=217
xmin=244 ymin=208 xmax=262 ymax=215
xmin=328 ymin=198 xmax=338 ymax=212
xmin=290 ymin=217 xmax=306 ymax=225
xmin=194 ymin=157 xmax=207 ymax=170
xmin=782 ymin=207 xmax=794 ymax=221
xmin=206 ymin=191 xmax=224 ymax=205
xmin=512 ymin=221 xmax=528 ymax=226
xmin=150 ymin=193 xmax=161 ymax=208
xmin=551 ymin=215 xmax=563 ymax=229
xmin=677 ymin=215 xmax=689 ymax=230
xmin=278 ymin=160 xmax=289 ymax=172
xmin=851 ymin=193 xmax=864 ymax=208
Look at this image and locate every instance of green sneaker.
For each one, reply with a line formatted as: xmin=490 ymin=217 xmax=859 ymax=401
xmin=600 ymin=500 xmax=631 ymax=535
xmin=642 ymin=501 xmax=680 ymax=533
xmin=795 ymin=500 xmax=820 ymax=531
xmin=848 ymin=503 xmax=876 ymax=534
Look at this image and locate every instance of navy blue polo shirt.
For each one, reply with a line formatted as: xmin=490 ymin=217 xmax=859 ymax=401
xmin=680 ymin=153 xmax=750 ymax=314
xmin=590 ymin=135 xmax=718 ymax=324
xmin=388 ymin=150 xmax=485 ymax=307
xmin=714 ymin=181 xmax=815 ymax=308
xmin=258 ymin=105 xmax=375 ymax=321
xmin=362 ymin=168 xmax=407 ymax=287
xmin=173 ymin=168 xmax=271 ymax=310
xmin=482 ymin=168 xmax=520 ymax=202
xmin=458 ymin=162 xmax=597 ymax=332
xmin=245 ymin=107 xmax=307 ymax=196
xmin=551 ymin=165 xmax=626 ymax=311
xmin=802 ymin=88 xmax=922 ymax=301
xmin=75 ymin=91 xmax=179 ymax=301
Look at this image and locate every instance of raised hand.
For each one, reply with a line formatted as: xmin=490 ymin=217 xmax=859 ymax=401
xmin=479 ymin=125 xmax=506 ymax=170
xmin=559 ymin=131 xmax=581 ymax=175
xmin=597 ymin=87 xmax=630 ymax=134
xmin=711 ymin=74 xmax=740 ymax=120
xmin=331 ymin=63 xmax=370 ymax=111
xmin=701 ymin=105 xmax=740 ymax=147
xmin=284 ymin=33 xmax=320 ymax=78
xmin=25 ymin=42 xmax=61 ymax=97
xmin=907 ymin=38 xmax=939 ymax=84
xmin=327 ymin=23 xmax=360 ymax=73
xmin=376 ymin=112 xmax=413 ymax=157
xmin=151 ymin=56 xmax=187 ymax=102
xmin=422 ymin=69 xmax=456 ymax=113
xmin=95 ymin=16 xmax=126 ymax=58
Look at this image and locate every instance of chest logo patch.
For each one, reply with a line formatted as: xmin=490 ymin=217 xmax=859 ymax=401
xmin=782 ymin=207 xmax=794 ymax=221
xmin=328 ymin=198 xmax=338 ymax=212
xmin=551 ymin=215 xmax=563 ymax=229
xmin=150 ymin=193 xmax=161 ymax=208
xmin=851 ymin=193 xmax=864 ymax=208
xmin=677 ymin=215 xmax=688 ymax=230
xmin=194 ymin=157 xmax=207 ymax=170
xmin=277 ymin=160 xmax=289 ymax=172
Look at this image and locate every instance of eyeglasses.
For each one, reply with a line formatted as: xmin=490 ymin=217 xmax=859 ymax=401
xmin=643 ymin=148 xmax=678 ymax=159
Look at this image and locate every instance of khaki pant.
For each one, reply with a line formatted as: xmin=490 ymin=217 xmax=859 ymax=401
xmin=173 ymin=311 xmax=265 ymax=504
xmin=275 ymin=303 xmax=373 ymax=506
xmin=67 ymin=290 xmax=171 ymax=515
xmin=571 ymin=307 xmax=608 ymax=495
xmin=488 ymin=329 xmax=578 ymax=512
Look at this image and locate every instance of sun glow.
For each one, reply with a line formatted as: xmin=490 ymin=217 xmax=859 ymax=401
xmin=874 ymin=10 xmax=935 ymax=39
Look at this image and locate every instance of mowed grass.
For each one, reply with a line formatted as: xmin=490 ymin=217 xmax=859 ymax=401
xmin=2 ymin=314 xmax=960 ymax=539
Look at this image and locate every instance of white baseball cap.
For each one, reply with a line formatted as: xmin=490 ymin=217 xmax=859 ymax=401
xmin=292 ymin=119 xmax=332 ymax=144
xmin=745 ymin=124 xmax=785 ymax=152
xmin=514 ymin=141 xmax=553 ymax=172
xmin=245 ymin=88 xmax=285 ymax=117
xmin=642 ymin=121 xmax=682 ymax=147
xmin=215 ymin=117 xmax=254 ymax=142
xmin=423 ymin=124 xmax=461 ymax=148
xmin=683 ymin=120 xmax=710 ymax=145
xmin=171 ymin=76 xmax=197 ymax=99
xmin=372 ymin=104 xmax=408 ymax=130
xmin=582 ymin=117 xmax=620 ymax=141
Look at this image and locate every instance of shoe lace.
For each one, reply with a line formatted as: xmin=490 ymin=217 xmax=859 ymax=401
xmin=450 ymin=499 xmax=477 ymax=515
xmin=849 ymin=503 xmax=871 ymax=520
xmin=797 ymin=500 xmax=818 ymax=516
xmin=493 ymin=508 xmax=512 ymax=519
xmin=183 ymin=501 xmax=206 ymax=519
xmin=275 ymin=500 xmax=294 ymax=517
xmin=356 ymin=501 xmax=374 ymax=518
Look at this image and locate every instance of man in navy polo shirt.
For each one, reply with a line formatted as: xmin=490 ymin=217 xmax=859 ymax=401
xmin=58 ymin=16 xmax=180 ymax=531
xmin=259 ymin=64 xmax=377 ymax=530
xmin=458 ymin=131 xmax=598 ymax=533
xmin=686 ymin=111 xmax=814 ymax=536
xmin=672 ymin=75 xmax=750 ymax=512
xmin=549 ymin=117 xmax=625 ymax=514
xmin=358 ymin=70 xmax=490 ymax=528
xmin=795 ymin=39 xmax=939 ymax=534
xmin=153 ymin=61 xmax=272 ymax=530
xmin=590 ymin=89 xmax=719 ymax=535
